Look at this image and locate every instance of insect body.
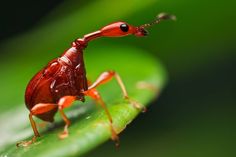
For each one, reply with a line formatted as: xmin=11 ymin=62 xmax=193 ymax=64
xmin=17 ymin=13 xmax=175 ymax=147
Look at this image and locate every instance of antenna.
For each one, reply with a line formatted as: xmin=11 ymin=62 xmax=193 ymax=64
xmin=140 ymin=12 xmax=176 ymax=28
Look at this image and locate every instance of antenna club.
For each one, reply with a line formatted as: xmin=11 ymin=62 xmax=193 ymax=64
xmin=139 ymin=12 xmax=176 ymax=29
xmin=157 ymin=12 xmax=177 ymax=21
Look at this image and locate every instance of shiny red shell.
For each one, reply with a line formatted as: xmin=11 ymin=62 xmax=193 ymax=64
xmin=25 ymin=46 xmax=88 ymax=122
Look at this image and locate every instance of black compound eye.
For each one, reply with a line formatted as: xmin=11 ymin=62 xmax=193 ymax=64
xmin=120 ymin=24 xmax=129 ymax=32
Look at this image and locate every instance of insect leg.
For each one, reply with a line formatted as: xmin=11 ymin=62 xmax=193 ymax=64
xmin=84 ymin=88 xmax=119 ymax=146
xmin=57 ymin=96 xmax=77 ymax=139
xmin=88 ymin=70 xmax=146 ymax=112
xmin=17 ymin=103 xmax=57 ymax=147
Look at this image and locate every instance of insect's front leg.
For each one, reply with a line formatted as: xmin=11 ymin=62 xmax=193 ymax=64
xmin=88 ymin=70 xmax=146 ymax=112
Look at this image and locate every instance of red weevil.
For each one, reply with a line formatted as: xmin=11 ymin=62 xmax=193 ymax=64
xmin=17 ymin=13 xmax=176 ymax=147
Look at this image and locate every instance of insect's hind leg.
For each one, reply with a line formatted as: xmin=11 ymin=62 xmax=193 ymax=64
xmin=84 ymin=88 xmax=119 ymax=146
xmin=17 ymin=103 xmax=58 ymax=147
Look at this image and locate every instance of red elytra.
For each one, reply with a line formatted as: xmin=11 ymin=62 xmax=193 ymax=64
xmin=17 ymin=13 xmax=176 ymax=147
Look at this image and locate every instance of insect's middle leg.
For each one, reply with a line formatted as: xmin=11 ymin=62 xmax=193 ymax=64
xmin=84 ymin=88 xmax=119 ymax=146
xmin=57 ymin=96 xmax=77 ymax=139
xmin=29 ymin=96 xmax=76 ymax=140
xmin=17 ymin=96 xmax=76 ymax=147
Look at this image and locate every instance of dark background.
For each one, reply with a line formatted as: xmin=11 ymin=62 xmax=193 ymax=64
xmin=0 ymin=0 xmax=63 ymax=41
xmin=0 ymin=0 xmax=235 ymax=157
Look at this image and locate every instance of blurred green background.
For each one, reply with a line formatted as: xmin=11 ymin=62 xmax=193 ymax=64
xmin=0 ymin=0 xmax=235 ymax=157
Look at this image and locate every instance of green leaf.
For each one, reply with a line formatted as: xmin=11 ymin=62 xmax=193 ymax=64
xmin=0 ymin=45 xmax=167 ymax=157
xmin=0 ymin=0 xmax=167 ymax=156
